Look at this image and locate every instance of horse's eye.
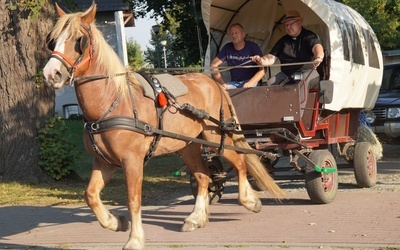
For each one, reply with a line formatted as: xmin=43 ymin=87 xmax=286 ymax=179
xmin=45 ymin=33 xmax=56 ymax=51
xmin=74 ymin=38 xmax=81 ymax=53
xmin=77 ymin=36 xmax=89 ymax=53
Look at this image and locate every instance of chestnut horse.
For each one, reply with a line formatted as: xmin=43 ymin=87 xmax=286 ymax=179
xmin=43 ymin=4 xmax=285 ymax=250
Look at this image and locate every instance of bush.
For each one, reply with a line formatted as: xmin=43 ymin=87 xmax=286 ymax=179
xmin=37 ymin=116 xmax=80 ymax=180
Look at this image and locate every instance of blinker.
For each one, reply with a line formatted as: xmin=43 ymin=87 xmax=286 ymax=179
xmin=46 ymin=33 xmax=56 ymax=51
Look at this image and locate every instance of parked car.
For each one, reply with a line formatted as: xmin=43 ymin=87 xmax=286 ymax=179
xmin=367 ymin=62 xmax=400 ymax=143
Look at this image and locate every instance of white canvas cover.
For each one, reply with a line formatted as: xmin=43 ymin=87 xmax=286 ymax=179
xmin=201 ymin=0 xmax=383 ymax=111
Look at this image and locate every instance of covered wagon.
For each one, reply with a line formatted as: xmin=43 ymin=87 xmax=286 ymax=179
xmin=197 ymin=0 xmax=383 ymax=203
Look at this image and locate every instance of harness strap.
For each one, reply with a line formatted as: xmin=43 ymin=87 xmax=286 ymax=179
xmin=83 ymin=116 xmax=278 ymax=161
xmin=84 ymin=116 xmax=154 ymax=166
xmin=86 ymin=127 xmax=115 ymax=166
xmin=136 ymin=71 xmax=167 ymax=162
xmin=180 ymin=103 xmax=239 ymax=131
xmin=52 ymin=51 xmax=75 ymax=68
xmin=94 ymin=92 xmax=122 ymax=124
xmin=85 ymin=117 xmax=154 ymax=135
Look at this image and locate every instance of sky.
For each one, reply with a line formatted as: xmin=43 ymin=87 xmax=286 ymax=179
xmin=125 ymin=15 xmax=157 ymax=51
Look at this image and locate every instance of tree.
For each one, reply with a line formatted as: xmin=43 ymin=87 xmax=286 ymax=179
xmin=0 ymin=0 xmax=55 ymax=182
xmin=126 ymin=39 xmax=145 ymax=70
xmin=339 ymin=0 xmax=400 ymax=50
xmin=144 ymin=26 xmax=185 ymax=68
xmin=135 ymin=0 xmax=207 ymax=68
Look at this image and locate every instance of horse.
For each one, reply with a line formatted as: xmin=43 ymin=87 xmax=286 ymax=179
xmin=43 ymin=3 xmax=285 ymax=250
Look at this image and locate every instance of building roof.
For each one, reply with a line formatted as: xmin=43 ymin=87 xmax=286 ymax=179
xmin=54 ymin=0 xmax=131 ymax=12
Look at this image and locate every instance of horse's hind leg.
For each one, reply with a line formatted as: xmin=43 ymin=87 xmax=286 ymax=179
xmin=84 ymin=158 xmax=130 ymax=232
xmin=223 ymin=150 xmax=262 ymax=213
xmin=179 ymin=143 xmax=211 ymax=232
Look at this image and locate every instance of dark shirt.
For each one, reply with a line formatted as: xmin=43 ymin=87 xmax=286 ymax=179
xmin=270 ymin=27 xmax=321 ymax=76
xmin=216 ymin=41 xmax=263 ymax=81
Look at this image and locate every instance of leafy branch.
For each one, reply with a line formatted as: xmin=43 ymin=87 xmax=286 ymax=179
xmin=8 ymin=0 xmax=46 ymax=20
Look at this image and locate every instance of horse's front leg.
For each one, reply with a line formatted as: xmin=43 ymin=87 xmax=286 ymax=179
xmin=122 ymin=157 xmax=145 ymax=250
xmin=179 ymin=143 xmax=210 ymax=232
xmin=84 ymin=158 xmax=130 ymax=232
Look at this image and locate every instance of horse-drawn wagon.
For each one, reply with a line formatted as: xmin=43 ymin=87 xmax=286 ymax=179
xmin=42 ymin=1 xmax=383 ymax=249
xmin=198 ymin=0 xmax=384 ymax=204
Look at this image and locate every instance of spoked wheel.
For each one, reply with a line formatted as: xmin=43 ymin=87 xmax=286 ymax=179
xmin=353 ymin=142 xmax=377 ymax=187
xmin=189 ymin=157 xmax=225 ymax=204
xmin=305 ymin=150 xmax=338 ymax=204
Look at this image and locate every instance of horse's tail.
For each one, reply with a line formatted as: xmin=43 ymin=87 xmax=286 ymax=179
xmin=232 ymin=134 xmax=286 ymax=200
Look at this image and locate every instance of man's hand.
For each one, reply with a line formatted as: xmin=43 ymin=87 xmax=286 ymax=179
xmin=251 ymin=54 xmax=275 ymax=66
xmin=251 ymin=55 xmax=262 ymax=65
xmin=313 ymin=56 xmax=323 ymax=68
xmin=243 ymin=82 xmax=254 ymax=88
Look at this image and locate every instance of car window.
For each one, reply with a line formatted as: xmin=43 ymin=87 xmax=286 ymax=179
xmin=382 ymin=64 xmax=400 ymax=91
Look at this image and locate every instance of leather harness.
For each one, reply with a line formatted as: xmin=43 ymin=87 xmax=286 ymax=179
xmin=82 ymin=71 xmax=241 ymax=166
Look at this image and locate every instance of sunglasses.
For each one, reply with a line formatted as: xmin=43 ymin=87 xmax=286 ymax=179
xmin=284 ymin=20 xmax=299 ymax=28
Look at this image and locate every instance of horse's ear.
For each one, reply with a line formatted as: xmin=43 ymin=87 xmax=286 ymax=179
xmin=55 ymin=3 xmax=66 ymax=17
xmin=82 ymin=4 xmax=97 ymax=25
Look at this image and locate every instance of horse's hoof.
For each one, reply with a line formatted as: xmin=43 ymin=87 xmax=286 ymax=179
xmin=242 ymin=199 xmax=262 ymax=213
xmin=180 ymin=221 xmax=199 ymax=232
xmin=253 ymin=199 xmax=262 ymax=213
xmin=123 ymin=241 xmax=144 ymax=250
xmin=113 ymin=213 xmax=130 ymax=232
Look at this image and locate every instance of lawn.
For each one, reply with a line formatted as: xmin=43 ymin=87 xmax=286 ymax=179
xmin=0 ymin=119 xmax=192 ymax=207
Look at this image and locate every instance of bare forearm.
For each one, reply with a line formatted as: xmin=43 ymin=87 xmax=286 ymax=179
xmin=313 ymin=44 xmax=324 ymax=58
xmin=212 ymin=72 xmax=225 ymax=86
xmin=243 ymin=68 xmax=265 ymax=88
xmin=251 ymin=54 xmax=276 ymax=66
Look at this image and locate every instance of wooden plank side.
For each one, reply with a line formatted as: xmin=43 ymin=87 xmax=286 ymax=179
xmin=228 ymin=85 xmax=301 ymax=125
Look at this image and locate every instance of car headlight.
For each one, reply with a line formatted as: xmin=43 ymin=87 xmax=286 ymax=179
xmin=365 ymin=111 xmax=376 ymax=123
xmin=387 ymin=108 xmax=400 ymax=118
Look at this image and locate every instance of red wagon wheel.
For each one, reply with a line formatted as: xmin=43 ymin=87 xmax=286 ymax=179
xmin=304 ymin=150 xmax=338 ymax=204
xmin=353 ymin=142 xmax=377 ymax=187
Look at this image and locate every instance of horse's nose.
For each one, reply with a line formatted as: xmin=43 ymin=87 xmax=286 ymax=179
xmin=43 ymin=69 xmax=66 ymax=88
xmin=54 ymin=70 xmax=62 ymax=83
xmin=43 ymin=72 xmax=54 ymax=87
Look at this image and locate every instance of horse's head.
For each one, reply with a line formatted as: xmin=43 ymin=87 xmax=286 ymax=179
xmin=43 ymin=3 xmax=97 ymax=88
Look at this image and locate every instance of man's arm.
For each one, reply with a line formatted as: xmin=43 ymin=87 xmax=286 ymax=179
xmin=251 ymin=54 xmax=277 ymax=66
xmin=312 ymin=44 xmax=324 ymax=67
xmin=210 ymin=57 xmax=228 ymax=88
xmin=243 ymin=67 xmax=265 ymax=88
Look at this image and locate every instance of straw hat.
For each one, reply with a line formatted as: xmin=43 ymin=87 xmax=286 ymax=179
xmin=282 ymin=10 xmax=304 ymax=23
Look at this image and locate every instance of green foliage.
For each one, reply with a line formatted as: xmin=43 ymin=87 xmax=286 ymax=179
xmin=341 ymin=0 xmax=400 ymax=50
xmin=34 ymin=70 xmax=44 ymax=89
xmin=37 ymin=116 xmax=80 ymax=180
xmin=127 ymin=39 xmax=145 ymax=70
xmin=142 ymin=0 xmax=207 ymax=68
xmin=8 ymin=0 xmax=47 ymax=20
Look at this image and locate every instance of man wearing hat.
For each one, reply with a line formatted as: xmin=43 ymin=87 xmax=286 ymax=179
xmin=251 ymin=10 xmax=324 ymax=115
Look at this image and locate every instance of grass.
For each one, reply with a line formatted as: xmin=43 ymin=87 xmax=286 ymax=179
xmin=0 ymin=119 xmax=192 ymax=207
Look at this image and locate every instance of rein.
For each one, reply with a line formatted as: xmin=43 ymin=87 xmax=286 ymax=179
xmin=67 ymin=61 xmax=316 ymax=85
xmin=147 ymin=61 xmax=315 ymax=73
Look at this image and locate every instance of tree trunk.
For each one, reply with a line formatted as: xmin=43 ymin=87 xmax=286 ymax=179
xmin=0 ymin=0 xmax=55 ymax=182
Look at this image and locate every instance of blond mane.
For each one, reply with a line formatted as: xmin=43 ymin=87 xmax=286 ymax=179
xmin=49 ymin=5 xmax=140 ymax=94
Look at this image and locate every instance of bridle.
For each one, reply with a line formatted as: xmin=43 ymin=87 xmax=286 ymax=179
xmin=47 ymin=23 xmax=93 ymax=85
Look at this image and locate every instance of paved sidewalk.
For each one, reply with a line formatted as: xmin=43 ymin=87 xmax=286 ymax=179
xmin=1 ymin=144 xmax=400 ymax=250
xmin=0 ymin=190 xmax=399 ymax=250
